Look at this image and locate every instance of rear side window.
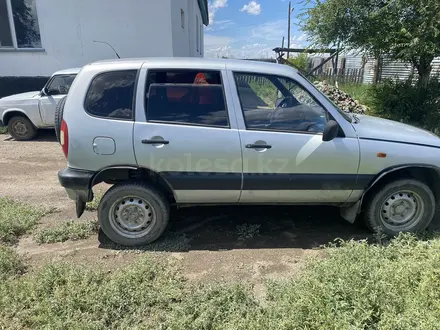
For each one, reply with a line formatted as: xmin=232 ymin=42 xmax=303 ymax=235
xmin=145 ymin=70 xmax=229 ymax=128
xmin=85 ymin=70 xmax=137 ymax=120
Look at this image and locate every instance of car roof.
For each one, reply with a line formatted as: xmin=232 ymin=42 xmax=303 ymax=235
xmin=88 ymin=57 xmax=297 ymax=76
xmin=53 ymin=67 xmax=82 ymax=76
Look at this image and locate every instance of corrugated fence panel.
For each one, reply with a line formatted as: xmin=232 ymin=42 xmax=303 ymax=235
xmin=307 ymin=55 xmax=440 ymax=83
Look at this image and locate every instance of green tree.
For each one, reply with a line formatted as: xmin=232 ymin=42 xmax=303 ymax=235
xmin=302 ymin=0 xmax=440 ymax=87
xmin=286 ymin=53 xmax=310 ymax=72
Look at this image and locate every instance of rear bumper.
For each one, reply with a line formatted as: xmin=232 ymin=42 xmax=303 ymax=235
xmin=58 ymin=167 xmax=95 ymax=203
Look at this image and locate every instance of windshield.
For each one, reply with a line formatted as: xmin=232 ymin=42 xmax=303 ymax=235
xmin=297 ymin=72 xmax=352 ymax=123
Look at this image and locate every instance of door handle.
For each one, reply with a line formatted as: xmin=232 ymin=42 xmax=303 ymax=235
xmin=246 ymin=144 xmax=272 ymax=149
xmin=142 ymin=139 xmax=170 ymax=145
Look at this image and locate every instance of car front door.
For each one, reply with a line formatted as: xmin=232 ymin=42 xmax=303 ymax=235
xmin=133 ymin=66 xmax=243 ymax=204
xmin=38 ymin=74 xmax=76 ymax=126
xmin=229 ymin=71 xmax=361 ymax=204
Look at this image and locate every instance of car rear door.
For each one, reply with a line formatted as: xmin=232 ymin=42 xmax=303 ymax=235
xmin=133 ymin=64 xmax=243 ymax=204
xmin=227 ymin=70 xmax=361 ymax=204
xmin=39 ymin=74 xmax=76 ymax=126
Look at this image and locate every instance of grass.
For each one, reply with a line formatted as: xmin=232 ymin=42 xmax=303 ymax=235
xmin=1 ymin=233 xmax=440 ymax=329
xmin=0 ymin=127 xmax=7 ymax=134
xmin=34 ymin=220 xmax=100 ymax=244
xmin=0 ymin=245 xmax=25 ymax=279
xmin=86 ymin=192 xmax=103 ymax=211
xmin=0 ymin=198 xmax=46 ymax=244
xmin=339 ymin=83 xmax=375 ymax=111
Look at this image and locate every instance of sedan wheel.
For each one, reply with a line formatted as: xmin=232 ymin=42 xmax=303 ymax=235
xmin=7 ymin=116 xmax=37 ymax=141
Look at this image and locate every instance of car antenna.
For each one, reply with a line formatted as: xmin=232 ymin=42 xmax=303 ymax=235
xmin=93 ymin=40 xmax=121 ymax=59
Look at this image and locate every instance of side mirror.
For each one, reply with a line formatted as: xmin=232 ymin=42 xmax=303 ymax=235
xmin=322 ymin=120 xmax=339 ymax=142
xmin=41 ymin=87 xmax=48 ymax=96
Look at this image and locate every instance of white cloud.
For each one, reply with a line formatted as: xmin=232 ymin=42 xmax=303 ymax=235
xmin=242 ymin=43 xmax=267 ymax=50
xmin=251 ymin=19 xmax=285 ymax=41
xmin=204 ymin=35 xmax=235 ymax=47
xmin=208 ymin=0 xmax=228 ymax=24
xmin=240 ymin=1 xmax=261 ymax=15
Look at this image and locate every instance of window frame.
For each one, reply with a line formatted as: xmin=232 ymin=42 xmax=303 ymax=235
xmin=0 ymin=0 xmax=43 ymax=51
xmin=233 ymin=71 xmax=337 ymax=136
xmin=83 ymin=69 xmax=139 ymax=122
xmin=144 ymin=68 xmax=231 ymax=129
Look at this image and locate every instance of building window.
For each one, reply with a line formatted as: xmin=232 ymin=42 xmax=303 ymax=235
xmin=0 ymin=0 xmax=42 ymax=49
xmin=181 ymin=9 xmax=185 ymax=29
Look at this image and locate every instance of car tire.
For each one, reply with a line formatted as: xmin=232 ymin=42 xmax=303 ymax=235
xmin=54 ymin=96 xmax=66 ymax=143
xmin=98 ymin=182 xmax=170 ymax=246
xmin=364 ymin=179 xmax=435 ymax=236
xmin=7 ymin=116 xmax=37 ymax=141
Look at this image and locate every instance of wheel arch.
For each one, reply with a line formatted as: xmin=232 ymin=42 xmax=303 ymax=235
xmin=90 ymin=165 xmax=177 ymax=205
xmin=2 ymin=109 xmax=34 ymax=126
xmin=341 ymin=164 xmax=440 ymax=223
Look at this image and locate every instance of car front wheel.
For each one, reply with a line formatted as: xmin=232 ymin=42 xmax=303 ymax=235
xmin=364 ymin=179 xmax=435 ymax=236
xmin=98 ymin=182 xmax=170 ymax=246
xmin=7 ymin=116 xmax=37 ymax=141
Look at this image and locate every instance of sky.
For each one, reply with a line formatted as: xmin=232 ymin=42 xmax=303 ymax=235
xmin=205 ymin=0 xmax=309 ymax=59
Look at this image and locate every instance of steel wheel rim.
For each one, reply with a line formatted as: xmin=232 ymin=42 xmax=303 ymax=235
xmin=380 ymin=190 xmax=424 ymax=231
xmin=12 ymin=120 xmax=28 ymax=137
xmin=109 ymin=196 xmax=156 ymax=239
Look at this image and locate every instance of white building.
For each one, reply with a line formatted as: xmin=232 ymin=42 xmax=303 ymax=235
xmin=0 ymin=0 xmax=208 ymax=80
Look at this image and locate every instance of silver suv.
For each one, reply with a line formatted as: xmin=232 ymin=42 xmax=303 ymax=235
xmin=58 ymin=58 xmax=440 ymax=246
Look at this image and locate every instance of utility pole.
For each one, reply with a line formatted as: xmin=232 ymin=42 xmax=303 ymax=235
xmin=287 ymin=2 xmax=293 ymax=59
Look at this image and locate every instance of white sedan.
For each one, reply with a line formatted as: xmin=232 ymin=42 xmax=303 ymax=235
xmin=0 ymin=68 xmax=80 ymax=140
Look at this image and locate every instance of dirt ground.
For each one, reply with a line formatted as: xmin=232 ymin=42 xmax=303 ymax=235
xmin=0 ymin=130 xmax=374 ymax=283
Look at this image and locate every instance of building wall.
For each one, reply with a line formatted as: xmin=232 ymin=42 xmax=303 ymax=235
xmin=171 ymin=0 xmax=203 ymax=57
xmin=0 ymin=0 xmax=174 ymax=77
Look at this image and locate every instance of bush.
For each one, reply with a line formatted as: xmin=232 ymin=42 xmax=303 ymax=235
xmin=369 ymin=78 xmax=440 ymax=132
xmin=286 ymin=53 xmax=309 ymax=72
xmin=0 ymin=127 xmax=7 ymax=134
xmin=34 ymin=220 xmax=99 ymax=244
xmin=0 ymin=245 xmax=25 ymax=279
xmin=0 ymin=198 xmax=46 ymax=244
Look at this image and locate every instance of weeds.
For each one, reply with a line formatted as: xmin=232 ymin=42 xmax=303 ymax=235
xmin=0 ymin=127 xmax=7 ymax=134
xmin=1 ymin=233 xmax=440 ymax=329
xmin=34 ymin=220 xmax=99 ymax=244
xmin=0 ymin=198 xmax=45 ymax=244
xmin=86 ymin=192 xmax=102 ymax=211
xmin=0 ymin=245 xmax=25 ymax=279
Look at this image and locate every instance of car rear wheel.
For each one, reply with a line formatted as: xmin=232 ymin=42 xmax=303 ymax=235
xmin=7 ymin=116 xmax=37 ymax=141
xmin=98 ymin=182 xmax=170 ymax=246
xmin=364 ymin=179 xmax=435 ymax=235
xmin=54 ymin=96 xmax=66 ymax=143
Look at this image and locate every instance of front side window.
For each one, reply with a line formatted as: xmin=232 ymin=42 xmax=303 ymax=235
xmin=234 ymin=73 xmax=328 ymax=133
xmin=0 ymin=0 xmax=42 ymax=49
xmin=145 ymin=70 xmax=229 ymax=128
xmin=45 ymin=75 xmax=76 ymax=95
xmin=85 ymin=70 xmax=137 ymax=120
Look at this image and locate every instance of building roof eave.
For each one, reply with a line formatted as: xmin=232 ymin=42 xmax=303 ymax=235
xmin=198 ymin=0 xmax=209 ymax=26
